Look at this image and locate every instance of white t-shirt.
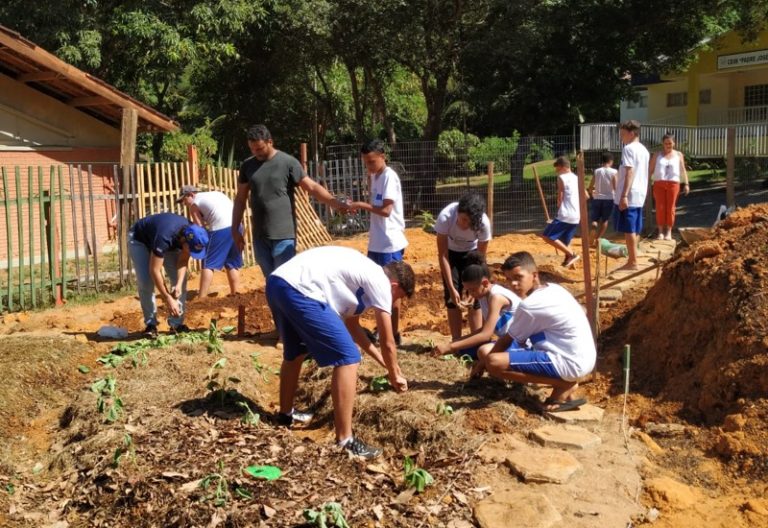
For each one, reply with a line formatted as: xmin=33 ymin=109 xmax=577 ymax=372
xmin=593 ymin=167 xmax=617 ymax=200
xmin=479 ymin=284 xmax=521 ymax=337
xmin=435 ymin=202 xmax=492 ymax=252
xmin=193 ymin=191 xmax=234 ymax=231
xmin=272 ymin=246 xmax=392 ymax=319
xmin=616 ymin=141 xmax=650 ymax=208
xmin=556 ymin=171 xmax=580 ymax=224
xmin=368 ymin=167 xmax=408 ymax=253
xmin=506 ymin=283 xmax=596 ymax=381
xmin=652 ymin=152 xmax=681 ymax=183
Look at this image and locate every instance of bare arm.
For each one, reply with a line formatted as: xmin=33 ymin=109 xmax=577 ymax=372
xmin=188 ymin=204 xmax=205 ymax=227
xmin=619 ymin=167 xmax=635 ymax=211
xmin=436 ymin=294 xmax=506 ymax=355
xmin=477 ymin=240 xmax=489 ymax=255
xmin=374 ymin=308 xmax=407 ymax=392
xmin=173 ymin=245 xmax=190 ymax=294
xmin=150 ymin=253 xmax=179 ymax=316
xmin=679 ymin=151 xmax=690 ymax=195
xmin=299 ymin=176 xmax=346 ymax=209
xmin=349 ymin=199 xmax=394 ymax=218
xmin=344 ymin=316 xmax=387 ymax=368
xmin=232 ymin=182 xmax=249 ymax=250
xmin=556 ymin=176 xmax=564 ymax=208
xmin=437 ymin=234 xmax=460 ymax=306
xmin=649 ymin=153 xmax=658 ymax=181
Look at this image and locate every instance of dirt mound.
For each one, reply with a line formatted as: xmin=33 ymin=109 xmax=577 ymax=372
xmin=624 ymin=204 xmax=768 ymax=426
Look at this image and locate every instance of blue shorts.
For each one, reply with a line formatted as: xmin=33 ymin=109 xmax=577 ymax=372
xmin=204 ymin=227 xmax=243 ymax=270
xmin=367 ymin=249 xmax=404 ymax=266
xmin=590 ymin=199 xmax=614 ymax=223
xmin=613 ymin=206 xmax=643 ymax=234
xmin=265 ymin=276 xmax=361 ymax=368
xmin=508 ymin=346 xmax=561 ymax=379
xmin=458 ymin=342 xmax=493 ymax=361
xmin=542 ymin=219 xmax=578 ymax=246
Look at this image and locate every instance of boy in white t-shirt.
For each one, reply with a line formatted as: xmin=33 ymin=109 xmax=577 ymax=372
xmin=349 ymin=139 xmax=408 ymax=344
xmin=614 ymin=120 xmax=650 ymax=271
xmin=267 ymin=246 xmax=415 ymax=459
xmin=587 ymin=152 xmax=617 ymax=242
xmin=435 ymin=193 xmax=492 ymax=340
xmin=177 ymin=186 xmax=243 ymax=297
xmin=485 ymin=251 xmax=596 ymax=412
xmin=540 ymin=156 xmax=581 ymax=268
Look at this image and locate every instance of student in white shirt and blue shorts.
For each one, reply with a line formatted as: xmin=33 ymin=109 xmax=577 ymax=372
xmin=540 ymin=156 xmax=581 ymax=268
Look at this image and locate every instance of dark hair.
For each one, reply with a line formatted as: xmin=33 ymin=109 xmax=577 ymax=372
xmin=247 ymin=124 xmax=272 ymax=142
xmin=384 ymin=261 xmax=416 ymax=298
xmin=501 ymin=251 xmax=537 ymax=272
xmin=601 ymin=152 xmax=614 ymax=164
xmin=361 ymin=139 xmax=386 ymax=155
xmin=457 ymin=193 xmax=486 ymax=232
xmin=553 ymin=156 xmax=570 ymax=168
xmin=619 ymin=120 xmax=641 ymax=134
xmin=661 ymin=133 xmax=676 ymax=142
xmin=461 ymin=251 xmax=490 ymax=283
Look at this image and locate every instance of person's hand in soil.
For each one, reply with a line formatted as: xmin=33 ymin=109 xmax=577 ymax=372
xmin=469 ymin=361 xmax=485 ymax=380
xmin=432 ymin=342 xmax=452 ymax=357
xmin=389 ymin=372 xmax=408 ymax=393
xmin=164 ymin=295 xmax=181 ymax=317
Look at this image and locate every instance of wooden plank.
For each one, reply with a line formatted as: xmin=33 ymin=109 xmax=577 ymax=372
xmin=87 ymin=165 xmax=99 ymax=290
xmin=119 ymin=108 xmax=138 ymax=267
xmin=576 ymin=152 xmax=595 ymax=338
xmin=28 ymin=167 xmax=36 ymax=307
xmin=172 ymin=162 xmax=181 ymax=215
xmin=532 ymin=166 xmax=551 ymax=222
xmin=17 ymin=70 xmax=60 ymax=83
xmin=153 ymin=163 xmax=162 ymax=213
xmin=15 ymin=167 xmax=24 ymax=309
xmin=68 ymin=95 xmax=111 ymax=107
xmin=137 ymin=163 xmax=145 ymax=218
xmin=2 ymin=168 xmax=12 ymax=311
xmin=68 ymin=165 xmax=81 ymax=294
xmin=58 ymin=166 xmax=66 ymax=302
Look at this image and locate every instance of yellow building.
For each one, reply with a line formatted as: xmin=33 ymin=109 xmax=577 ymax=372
xmin=621 ymin=28 xmax=768 ymax=126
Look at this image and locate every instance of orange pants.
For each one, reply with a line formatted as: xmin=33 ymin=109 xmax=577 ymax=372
xmin=653 ymin=181 xmax=680 ymax=227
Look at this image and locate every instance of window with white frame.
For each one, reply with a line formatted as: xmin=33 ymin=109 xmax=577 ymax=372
xmin=626 ymin=91 xmax=648 ymax=109
xmin=744 ymin=84 xmax=768 ymax=107
xmin=699 ymin=89 xmax=711 ymax=105
xmin=666 ymin=92 xmax=687 ymax=107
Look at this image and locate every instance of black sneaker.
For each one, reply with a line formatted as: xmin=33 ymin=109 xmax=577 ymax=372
xmin=171 ymin=324 xmax=192 ymax=334
xmin=275 ymin=413 xmax=293 ymax=427
xmin=342 ymin=436 xmax=382 ymax=459
xmin=143 ymin=324 xmax=158 ymax=339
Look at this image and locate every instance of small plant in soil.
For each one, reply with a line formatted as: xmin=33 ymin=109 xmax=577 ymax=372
xmin=403 ymin=456 xmax=434 ymax=493
xmin=369 ymin=375 xmax=391 ymax=392
xmin=206 ymin=357 xmax=241 ymax=406
xmin=436 ymin=402 xmax=454 ymax=416
xmin=207 ymin=319 xmax=235 ymax=355
xmin=458 ymin=354 xmax=474 ymax=367
xmin=200 ymin=461 xmax=229 ymax=507
xmin=236 ymin=401 xmax=260 ymax=426
xmin=91 ymin=374 xmax=124 ymax=423
xmin=414 ymin=210 xmax=436 ymax=233
xmin=250 ymin=352 xmax=272 ymax=383
xmin=303 ymin=502 xmax=350 ymax=528
xmin=112 ymin=433 xmax=135 ymax=467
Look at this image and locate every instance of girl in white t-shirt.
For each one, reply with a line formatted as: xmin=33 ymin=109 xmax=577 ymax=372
xmin=650 ymin=133 xmax=689 ymax=241
xmin=431 ymin=252 xmax=521 ymax=378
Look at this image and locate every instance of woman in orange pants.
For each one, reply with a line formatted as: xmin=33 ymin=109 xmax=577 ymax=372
xmin=650 ymin=133 xmax=689 ymax=240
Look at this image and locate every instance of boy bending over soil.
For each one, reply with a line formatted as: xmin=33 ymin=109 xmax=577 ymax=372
xmin=266 ymin=246 xmax=415 ymax=459
xmin=483 ymin=251 xmax=595 ymax=412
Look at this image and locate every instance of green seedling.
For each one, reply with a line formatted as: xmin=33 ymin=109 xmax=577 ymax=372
xmin=440 ymin=354 xmax=456 ymax=361
xmin=234 ymin=486 xmax=253 ymax=500
xmin=369 ymin=376 xmax=391 ymax=392
xmin=206 ymin=357 xmax=240 ymax=406
xmin=303 ymin=502 xmax=350 ymax=528
xmin=236 ymin=401 xmax=260 ymax=427
xmin=200 ymin=461 xmax=229 ymax=507
xmin=414 ymin=210 xmax=436 ymax=232
xmin=77 ymin=365 xmax=91 ymax=373
xmin=91 ymin=375 xmax=124 ymax=423
xmin=250 ymin=352 xmax=271 ymax=383
xmin=459 ymin=354 xmax=474 ymax=367
xmin=436 ymin=402 xmax=454 ymax=416
xmin=112 ymin=433 xmax=135 ymax=467
xmin=206 ymin=319 xmax=234 ymax=355
xmin=403 ymin=456 xmax=434 ymax=493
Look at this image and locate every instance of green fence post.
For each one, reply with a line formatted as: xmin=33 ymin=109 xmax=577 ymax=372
xmin=2 ymin=167 xmax=12 ymax=312
xmin=28 ymin=167 xmax=36 ymax=309
xmin=15 ymin=167 xmax=24 ymax=310
xmin=58 ymin=166 xmax=66 ymax=302
xmin=38 ymin=168 xmax=46 ymax=304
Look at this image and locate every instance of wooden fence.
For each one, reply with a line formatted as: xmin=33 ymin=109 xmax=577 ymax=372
xmin=1 ymin=161 xmax=332 ymax=313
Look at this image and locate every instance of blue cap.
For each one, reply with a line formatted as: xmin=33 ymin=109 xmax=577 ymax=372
xmin=183 ymin=224 xmax=209 ymax=260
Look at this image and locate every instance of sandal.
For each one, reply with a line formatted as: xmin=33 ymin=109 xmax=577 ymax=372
xmin=541 ymin=397 xmax=587 ymax=413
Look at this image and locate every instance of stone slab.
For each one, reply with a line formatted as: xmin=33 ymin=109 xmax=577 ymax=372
xmin=597 ymin=289 xmax=622 ymax=301
xmin=505 ymin=446 xmax=582 ymax=484
xmin=530 ymin=424 xmax=602 ymax=450
xmin=475 ymin=490 xmax=562 ymax=528
xmin=545 ymin=403 xmax=605 ymax=425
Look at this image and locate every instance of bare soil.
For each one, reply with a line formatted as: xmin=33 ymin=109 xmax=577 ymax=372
xmin=0 ymin=224 xmax=767 ymax=527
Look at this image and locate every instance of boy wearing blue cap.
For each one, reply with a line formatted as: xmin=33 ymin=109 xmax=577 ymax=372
xmin=128 ymin=212 xmax=209 ymax=337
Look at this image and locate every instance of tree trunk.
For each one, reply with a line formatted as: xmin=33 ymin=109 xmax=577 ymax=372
xmin=345 ymin=60 xmax=366 ymax=142
xmin=370 ymin=70 xmax=396 ymax=145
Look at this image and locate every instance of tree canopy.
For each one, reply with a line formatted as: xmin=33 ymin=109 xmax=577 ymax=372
xmin=1 ymin=0 xmax=766 ymax=158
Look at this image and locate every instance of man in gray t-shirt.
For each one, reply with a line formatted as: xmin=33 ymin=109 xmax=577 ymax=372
xmin=233 ymin=124 xmax=346 ymax=280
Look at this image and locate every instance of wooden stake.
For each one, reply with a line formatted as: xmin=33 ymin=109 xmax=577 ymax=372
xmin=594 ymin=237 xmax=601 ymax=338
xmin=576 ymin=151 xmax=595 ymax=338
xmin=575 ymin=261 xmax=661 ymax=299
xmin=532 ymin=165 xmax=551 ymax=222
xmin=486 ymin=162 xmax=494 ymax=233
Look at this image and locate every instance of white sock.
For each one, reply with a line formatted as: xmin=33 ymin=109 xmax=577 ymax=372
xmin=338 ymin=437 xmax=353 ymax=447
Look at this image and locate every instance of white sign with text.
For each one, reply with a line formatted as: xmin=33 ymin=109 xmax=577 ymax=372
xmin=717 ymin=49 xmax=768 ymax=70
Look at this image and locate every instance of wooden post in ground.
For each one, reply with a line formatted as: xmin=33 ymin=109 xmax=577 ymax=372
xmin=532 ymin=166 xmax=551 ymax=222
xmin=119 ymin=108 xmax=138 ymax=285
xmin=300 ymin=142 xmax=308 ymax=173
xmin=726 ymin=127 xmax=736 ymax=208
xmin=486 ymin=162 xmax=494 ymax=233
xmin=576 ymin=151 xmax=596 ymax=338
xmin=187 ymin=145 xmax=199 ymax=186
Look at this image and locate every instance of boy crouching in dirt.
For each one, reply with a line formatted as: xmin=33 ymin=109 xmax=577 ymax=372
xmin=482 ymin=251 xmax=595 ymax=412
xmin=266 ymin=246 xmax=415 ymax=459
